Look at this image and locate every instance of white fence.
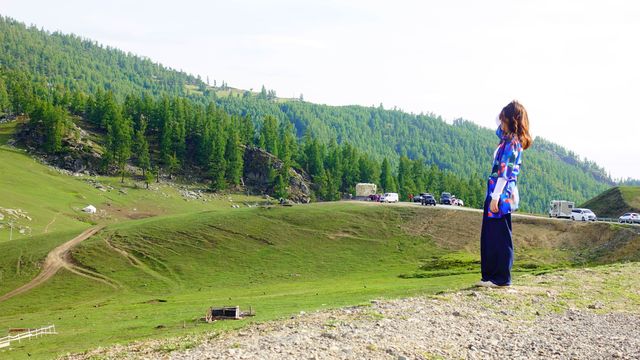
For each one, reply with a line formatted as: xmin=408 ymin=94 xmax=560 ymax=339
xmin=0 ymin=325 xmax=56 ymax=348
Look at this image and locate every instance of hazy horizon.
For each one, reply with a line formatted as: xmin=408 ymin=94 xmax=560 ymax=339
xmin=2 ymin=0 xmax=639 ymax=179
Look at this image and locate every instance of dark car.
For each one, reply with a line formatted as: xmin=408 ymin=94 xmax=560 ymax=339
xmin=412 ymin=193 xmax=428 ymax=202
xmin=440 ymin=192 xmax=452 ymax=205
xmin=421 ymin=193 xmax=436 ymax=206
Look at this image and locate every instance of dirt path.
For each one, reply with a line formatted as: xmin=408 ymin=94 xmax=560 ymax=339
xmin=0 ymin=225 xmax=106 ymax=303
xmin=44 ymin=213 xmax=59 ymax=233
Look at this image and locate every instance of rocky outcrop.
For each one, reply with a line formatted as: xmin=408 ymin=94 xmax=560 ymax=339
xmin=17 ymin=121 xmax=105 ymax=175
xmin=243 ymin=145 xmax=312 ymax=203
xmin=15 ymin=119 xmax=313 ymax=201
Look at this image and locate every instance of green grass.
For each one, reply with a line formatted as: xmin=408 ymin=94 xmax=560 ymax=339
xmin=1 ymin=120 xmax=638 ymax=359
xmin=619 ymin=186 xmax=640 ymax=210
xmin=580 ymin=186 xmax=640 ymax=218
xmin=2 ymin=200 xmax=635 ymax=358
xmin=0 ymin=204 xmax=480 ymax=358
xmin=0 ymin=119 xmax=264 ymax=243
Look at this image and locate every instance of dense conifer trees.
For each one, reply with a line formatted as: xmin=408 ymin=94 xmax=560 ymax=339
xmin=0 ymin=15 xmax=620 ymax=211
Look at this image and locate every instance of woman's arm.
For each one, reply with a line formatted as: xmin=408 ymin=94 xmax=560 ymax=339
xmin=490 ymin=140 xmax=519 ymax=213
xmin=497 ymin=140 xmax=519 ymax=180
xmin=491 ymin=177 xmax=507 ymax=200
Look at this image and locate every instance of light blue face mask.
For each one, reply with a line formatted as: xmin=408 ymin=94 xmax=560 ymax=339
xmin=495 ymin=115 xmax=503 ymax=139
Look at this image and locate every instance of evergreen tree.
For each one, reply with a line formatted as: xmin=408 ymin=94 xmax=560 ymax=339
xmin=259 ymin=85 xmax=267 ymax=100
xmin=225 ymin=128 xmax=243 ymax=186
xmin=239 ymin=115 xmax=254 ymax=145
xmin=100 ymin=99 xmax=132 ymax=182
xmin=273 ymin=169 xmax=289 ymax=199
xmin=379 ymin=158 xmax=394 ymax=192
xmin=144 ymin=167 xmax=154 ymax=189
xmin=304 ymin=136 xmax=324 ymax=180
xmin=158 ymin=96 xmax=174 ymax=175
xmin=69 ymin=90 xmax=87 ymax=116
xmin=0 ymin=76 xmax=11 ymax=115
xmin=133 ymin=117 xmax=151 ymax=176
xmin=166 ymin=152 xmax=180 ymax=180
xmin=324 ymin=141 xmax=343 ymax=199
xmin=208 ymin=120 xmax=227 ymax=191
xmin=259 ymin=115 xmax=279 ymax=156
xmin=30 ymin=100 xmax=67 ymax=153
xmin=320 ymin=170 xmax=340 ymax=201
xmin=5 ymin=70 xmax=34 ymax=115
xmin=397 ymin=156 xmax=416 ymax=201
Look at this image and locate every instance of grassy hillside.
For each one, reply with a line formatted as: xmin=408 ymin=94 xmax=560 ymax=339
xmin=0 ymin=121 xmax=253 ymax=244
xmin=1 ymin=118 xmax=639 ymax=360
xmin=580 ymin=186 xmax=640 ymax=218
xmin=1 ymin=15 xmax=639 ymax=359
xmin=0 ymin=119 xmax=262 ymax=297
xmin=0 ymin=204 xmax=470 ymax=358
xmin=1 ymin=199 xmax=639 ymax=358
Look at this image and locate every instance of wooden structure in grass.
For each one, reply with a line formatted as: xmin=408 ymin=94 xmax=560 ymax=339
xmin=204 ymin=306 xmax=255 ymax=322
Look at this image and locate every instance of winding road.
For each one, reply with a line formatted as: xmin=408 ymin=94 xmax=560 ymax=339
xmin=0 ymin=225 xmax=106 ymax=303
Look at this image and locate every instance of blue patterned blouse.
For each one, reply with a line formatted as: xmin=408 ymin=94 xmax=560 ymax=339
xmin=487 ymin=129 xmax=523 ymax=218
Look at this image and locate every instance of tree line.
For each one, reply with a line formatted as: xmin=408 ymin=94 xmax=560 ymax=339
xmin=0 ymin=15 xmax=624 ymax=212
xmin=0 ymin=68 xmax=486 ymax=206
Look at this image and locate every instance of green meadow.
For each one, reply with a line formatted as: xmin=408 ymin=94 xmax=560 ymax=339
xmin=1 ymin=121 xmax=639 ymax=359
xmin=1 ymin=203 xmax=480 ymax=359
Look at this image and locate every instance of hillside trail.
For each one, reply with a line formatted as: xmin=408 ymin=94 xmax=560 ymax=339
xmin=44 ymin=213 xmax=59 ymax=233
xmin=0 ymin=225 xmax=109 ymax=303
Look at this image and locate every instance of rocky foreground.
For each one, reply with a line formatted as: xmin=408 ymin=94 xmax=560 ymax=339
xmin=67 ymin=263 xmax=640 ymax=360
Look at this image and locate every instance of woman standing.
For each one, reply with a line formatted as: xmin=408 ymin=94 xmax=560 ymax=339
xmin=477 ymin=100 xmax=532 ymax=287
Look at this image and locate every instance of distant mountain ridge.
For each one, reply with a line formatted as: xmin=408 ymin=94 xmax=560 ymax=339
xmin=0 ymin=15 xmax=621 ymax=212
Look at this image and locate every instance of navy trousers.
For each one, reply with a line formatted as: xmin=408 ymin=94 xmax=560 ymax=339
xmin=480 ymin=196 xmax=513 ymax=286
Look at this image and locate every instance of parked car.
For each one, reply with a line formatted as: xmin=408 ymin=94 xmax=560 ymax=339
xmin=571 ymin=208 xmax=596 ymax=221
xmin=619 ymin=213 xmax=640 ymax=224
xmin=440 ymin=192 xmax=453 ymax=205
xmin=421 ymin=193 xmax=436 ymax=206
xmin=412 ymin=193 xmax=429 ymax=202
xmin=452 ymin=198 xmax=464 ymax=206
xmin=380 ymin=192 xmax=399 ymax=203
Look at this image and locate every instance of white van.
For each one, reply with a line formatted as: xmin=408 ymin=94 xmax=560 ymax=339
xmin=549 ymin=200 xmax=574 ymax=218
xmin=381 ymin=192 xmax=399 ymax=203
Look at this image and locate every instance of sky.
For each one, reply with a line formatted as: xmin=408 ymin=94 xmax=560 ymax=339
xmin=2 ymin=0 xmax=639 ymax=179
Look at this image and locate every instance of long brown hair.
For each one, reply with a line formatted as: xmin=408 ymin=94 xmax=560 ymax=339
xmin=499 ymin=100 xmax=532 ymax=150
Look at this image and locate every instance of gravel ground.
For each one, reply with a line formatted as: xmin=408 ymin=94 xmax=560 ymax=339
xmin=66 ymin=264 xmax=640 ymax=360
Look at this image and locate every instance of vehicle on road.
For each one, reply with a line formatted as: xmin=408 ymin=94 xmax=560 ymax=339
xmin=452 ymin=198 xmax=464 ymax=206
xmin=571 ymin=208 xmax=596 ymax=221
xmin=549 ymin=200 xmax=575 ymax=218
xmin=412 ymin=193 xmax=429 ymax=202
xmin=619 ymin=213 xmax=640 ymax=224
xmin=380 ymin=192 xmax=399 ymax=203
xmin=421 ymin=193 xmax=437 ymax=206
xmin=440 ymin=192 xmax=453 ymax=205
